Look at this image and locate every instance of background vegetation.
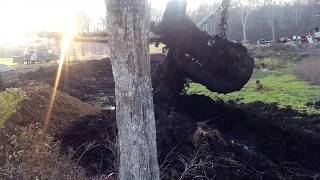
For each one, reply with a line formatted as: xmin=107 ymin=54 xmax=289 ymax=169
xmin=186 ymin=45 xmax=320 ymax=114
xmin=0 ymin=88 xmax=25 ymax=128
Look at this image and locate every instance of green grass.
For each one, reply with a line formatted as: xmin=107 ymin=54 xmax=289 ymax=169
xmin=186 ymin=66 xmax=320 ymax=114
xmin=255 ymin=58 xmax=287 ymax=70
xmin=249 ymin=44 xmax=308 ymax=62
xmin=0 ymin=88 xmax=26 ymax=128
xmin=0 ymin=58 xmax=16 ymax=66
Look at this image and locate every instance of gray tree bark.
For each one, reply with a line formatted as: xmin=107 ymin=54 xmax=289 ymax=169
xmin=104 ymin=0 xmax=160 ymax=180
xmin=239 ymin=6 xmax=250 ymax=42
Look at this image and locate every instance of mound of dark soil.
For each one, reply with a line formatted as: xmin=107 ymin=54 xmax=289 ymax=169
xmin=0 ymin=80 xmax=100 ymax=170
xmin=58 ymin=94 xmax=320 ymax=179
xmin=18 ymin=59 xmax=320 ymax=179
xmin=13 ymin=81 xmax=100 ymax=134
xmin=20 ymin=58 xmax=164 ymax=107
xmin=20 ymin=59 xmax=115 ymax=105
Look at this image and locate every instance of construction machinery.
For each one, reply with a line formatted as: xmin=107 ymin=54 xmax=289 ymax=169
xmin=197 ymin=0 xmax=231 ymax=39
xmin=13 ymin=48 xmax=59 ymax=64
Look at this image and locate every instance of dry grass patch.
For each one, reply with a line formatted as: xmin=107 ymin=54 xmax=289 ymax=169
xmin=296 ymin=57 xmax=320 ymax=84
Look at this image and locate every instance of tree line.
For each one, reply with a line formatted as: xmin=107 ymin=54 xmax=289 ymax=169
xmin=188 ymin=0 xmax=320 ymax=42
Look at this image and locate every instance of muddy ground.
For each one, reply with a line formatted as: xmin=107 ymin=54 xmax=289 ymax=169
xmin=15 ymin=59 xmax=320 ymax=179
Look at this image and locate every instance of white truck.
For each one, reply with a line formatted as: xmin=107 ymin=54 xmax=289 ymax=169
xmin=13 ymin=48 xmax=59 ymax=64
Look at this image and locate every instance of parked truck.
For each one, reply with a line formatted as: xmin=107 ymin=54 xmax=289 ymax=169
xmin=13 ymin=48 xmax=59 ymax=64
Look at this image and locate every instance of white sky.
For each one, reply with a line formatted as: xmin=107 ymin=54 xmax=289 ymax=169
xmin=0 ymin=0 xmax=290 ymax=45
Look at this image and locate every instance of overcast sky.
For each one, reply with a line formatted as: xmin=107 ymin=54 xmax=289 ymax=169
xmin=0 ymin=0 xmax=293 ymax=45
xmin=0 ymin=0 xmax=293 ymax=32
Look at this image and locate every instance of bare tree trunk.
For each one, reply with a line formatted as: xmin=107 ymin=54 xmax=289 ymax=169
xmin=271 ymin=18 xmax=276 ymax=42
xmin=242 ymin=22 xmax=247 ymax=42
xmin=105 ymin=0 xmax=160 ymax=180
xmin=240 ymin=7 xmax=248 ymax=42
xmin=271 ymin=4 xmax=276 ymax=42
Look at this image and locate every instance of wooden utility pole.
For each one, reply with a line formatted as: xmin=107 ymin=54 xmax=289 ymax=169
xmin=104 ymin=0 xmax=160 ymax=179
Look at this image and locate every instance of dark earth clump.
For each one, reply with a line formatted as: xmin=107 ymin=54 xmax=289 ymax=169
xmin=151 ymin=0 xmax=254 ymax=95
xmin=57 ymin=110 xmax=117 ymax=177
xmin=58 ymin=93 xmax=320 ymax=179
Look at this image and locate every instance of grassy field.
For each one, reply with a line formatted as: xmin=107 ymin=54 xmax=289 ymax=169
xmin=0 ymin=58 xmax=16 ymax=66
xmin=187 ymin=46 xmax=320 ymax=114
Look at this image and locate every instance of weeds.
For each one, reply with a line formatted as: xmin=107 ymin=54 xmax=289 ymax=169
xmin=1 ymin=123 xmax=87 ymax=179
xmin=296 ymin=57 xmax=320 ymax=84
xmin=0 ymin=88 xmax=26 ymax=128
xmin=177 ymin=145 xmax=210 ymax=180
xmin=159 ymin=145 xmax=179 ymax=179
xmin=255 ymin=58 xmax=286 ymax=70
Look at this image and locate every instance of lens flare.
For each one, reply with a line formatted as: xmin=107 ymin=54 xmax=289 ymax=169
xmin=42 ymin=23 xmax=75 ymax=137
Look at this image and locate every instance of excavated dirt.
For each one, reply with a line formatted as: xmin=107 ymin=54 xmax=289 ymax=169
xmin=11 ymin=81 xmax=100 ymax=134
xmin=0 ymin=81 xmax=100 ymax=169
xmin=58 ymin=94 xmax=320 ymax=179
xmin=21 ymin=58 xmax=165 ymax=107
xmin=20 ymin=59 xmax=115 ymax=106
xmin=19 ymin=59 xmax=320 ymax=179
xmin=0 ymin=55 xmax=313 ymax=180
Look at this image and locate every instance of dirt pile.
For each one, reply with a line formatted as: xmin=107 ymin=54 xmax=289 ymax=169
xmin=20 ymin=58 xmax=165 ymax=107
xmin=10 ymin=81 xmax=100 ymax=134
xmin=21 ymin=59 xmax=115 ymax=106
xmin=0 ymin=80 xmax=100 ymax=179
xmin=16 ymin=60 xmax=320 ymax=179
xmin=59 ymin=94 xmax=320 ymax=179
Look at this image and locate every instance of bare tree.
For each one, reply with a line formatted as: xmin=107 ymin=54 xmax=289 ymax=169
xmin=263 ymin=0 xmax=277 ymax=42
xmin=75 ymin=13 xmax=93 ymax=57
xmin=236 ymin=1 xmax=255 ymax=42
xmin=151 ymin=7 xmax=163 ymax=23
xmin=105 ymin=0 xmax=160 ymax=180
xmin=189 ymin=0 xmax=318 ymax=42
xmin=76 ymin=12 xmax=92 ymax=33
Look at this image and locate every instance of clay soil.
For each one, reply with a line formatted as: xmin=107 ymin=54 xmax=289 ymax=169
xmin=2 ymin=59 xmax=320 ymax=179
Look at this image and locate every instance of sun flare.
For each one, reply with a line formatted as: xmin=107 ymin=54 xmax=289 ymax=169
xmin=42 ymin=21 xmax=76 ymax=136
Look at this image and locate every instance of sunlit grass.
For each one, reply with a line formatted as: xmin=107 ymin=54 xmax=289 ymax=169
xmin=0 ymin=88 xmax=25 ymax=128
xmin=186 ymin=68 xmax=320 ymax=114
xmin=0 ymin=58 xmax=16 ymax=66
